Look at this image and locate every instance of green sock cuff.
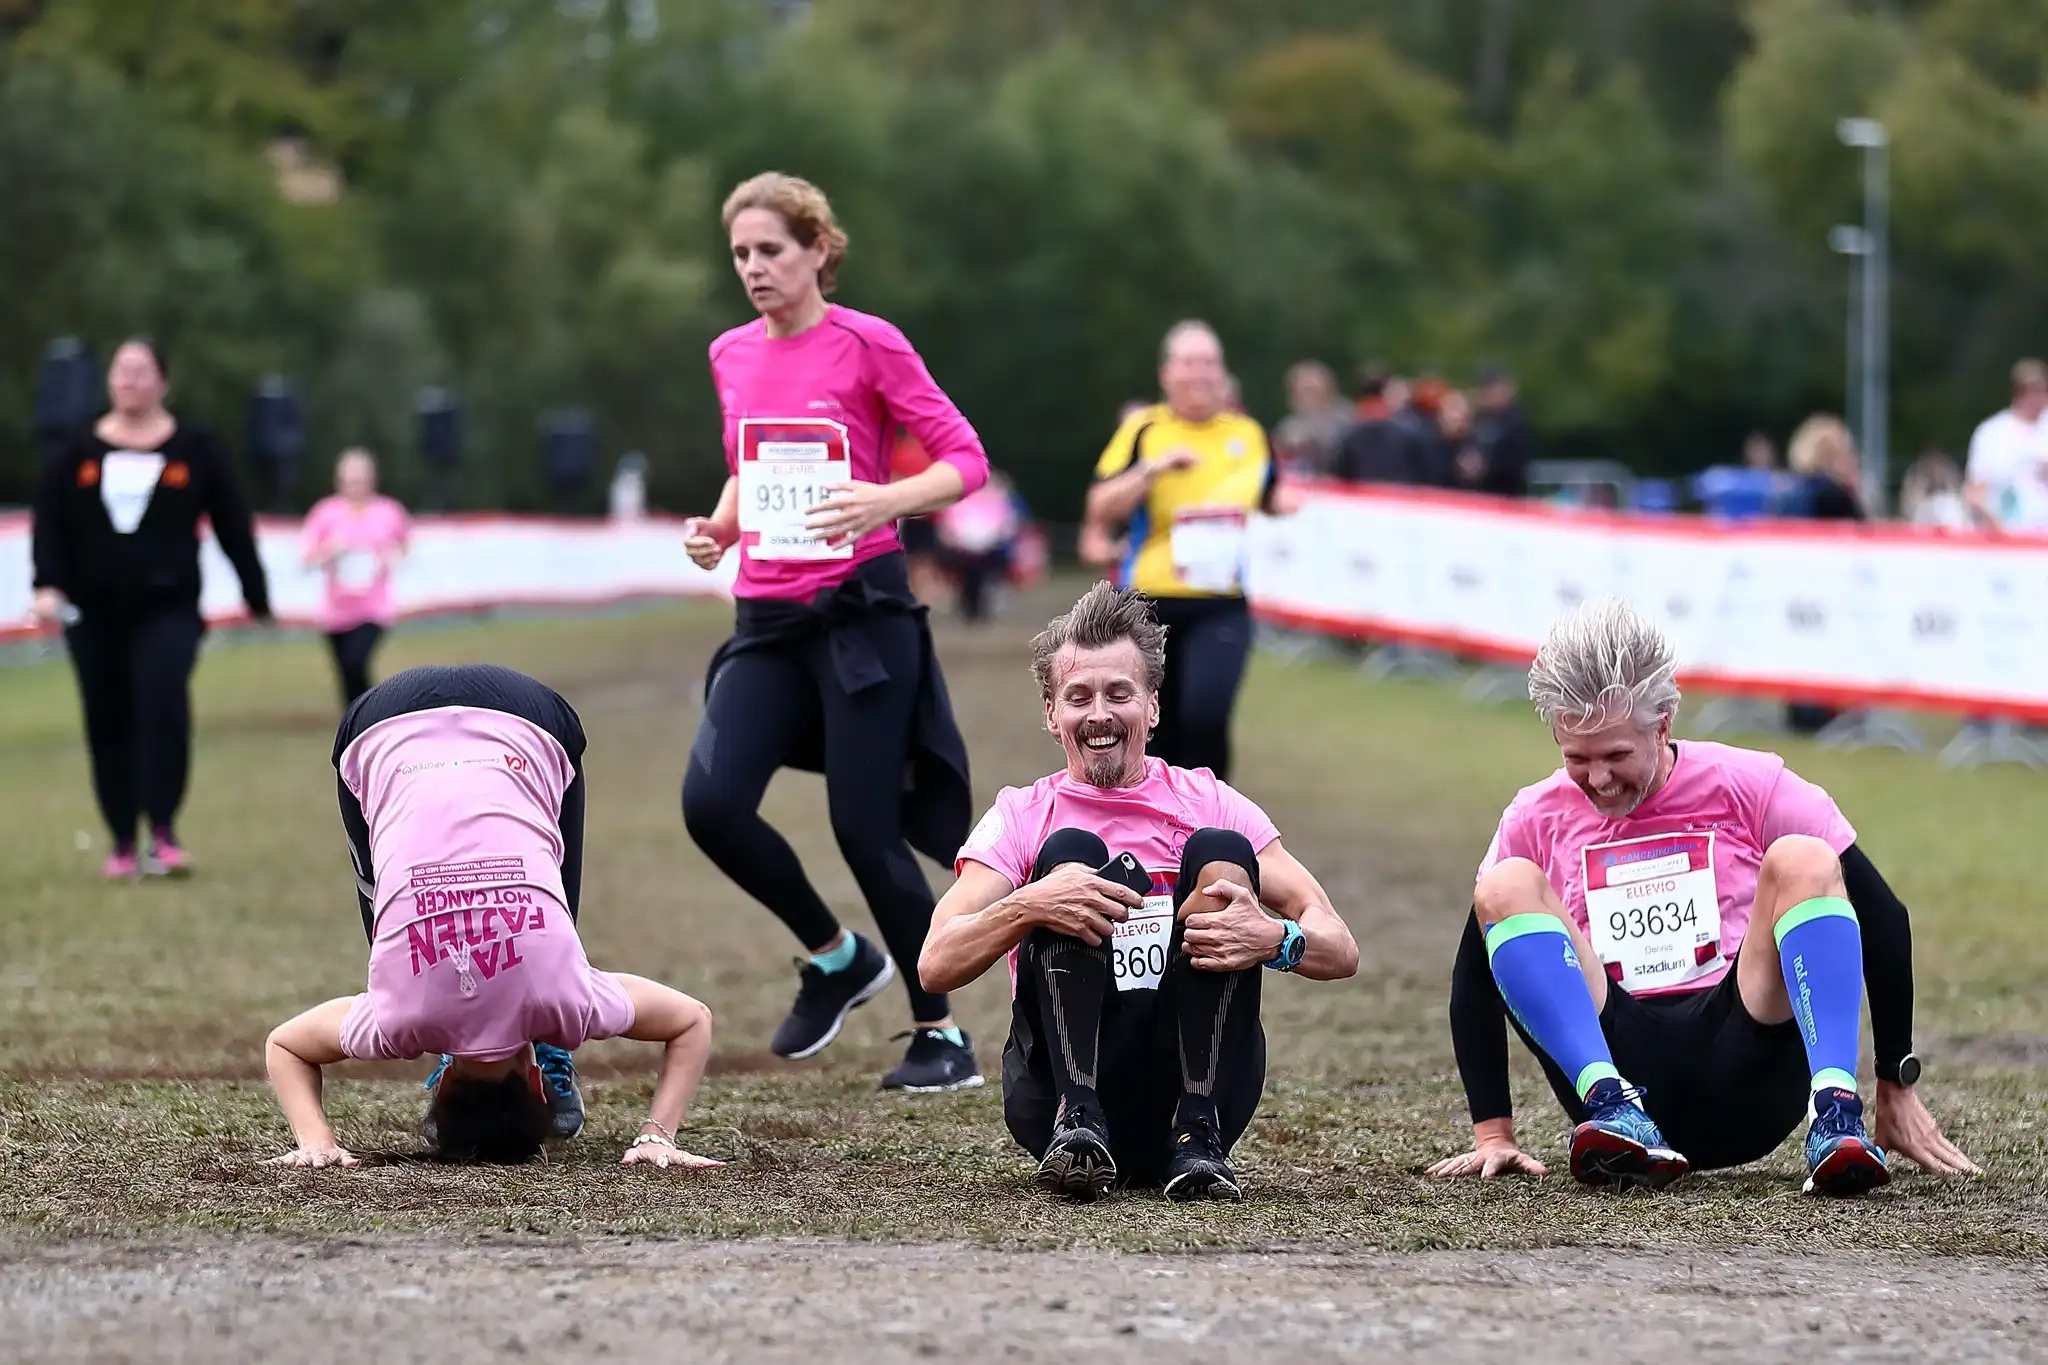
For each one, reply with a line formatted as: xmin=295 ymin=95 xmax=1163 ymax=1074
xmin=1774 ymin=895 xmax=1856 ymax=946
xmin=810 ymin=935 xmax=859 ymax=973
xmin=1574 ymin=1062 xmax=1621 ymax=1099
xmin=936 ymin=1026 xmax=964 ymax=1047
xmin=1812 ymin=1067 xmax=1859 ymax=1094
xmin=1484 ymin=913 xmax=1570 ymax=963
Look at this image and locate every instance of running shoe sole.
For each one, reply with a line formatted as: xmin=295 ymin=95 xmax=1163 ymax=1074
xmin=1803 ymin=1138 xmax=1891 ymax=1197
xmin=890 ymin=1073 xmax=987 ymax=1095
xmin=1569 ymin=1124 xmax=1691 ymax=1190
xmin=1037 ymin=1132 xmax=1117 ymax=1203
xmin=139 ymin=855 xmax=191 ymax=879
xmin=778 ymin=953 xmax=897 ymax=1060
xmin=1164 ymin=1164 xmax=1243 ymax=1203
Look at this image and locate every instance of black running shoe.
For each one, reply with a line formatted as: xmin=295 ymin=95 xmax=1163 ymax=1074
xmin=534 ymin=1042 xmax=584 ymax=1140
xmin=1163 ymin=1108 xmax=1242 ymax=1203
xmin=770 ymin=933 xmax=895 ymax=1059
xmin=1037 ymin=1096 xmax=1116 ymax=1203
xmin=880 ymin=1028 xmax=985 ymax=1093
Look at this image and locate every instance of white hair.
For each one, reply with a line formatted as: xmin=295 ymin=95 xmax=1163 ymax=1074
xmin=1526 ymin=597 xmax=1681 ymax=734
xmin=1159 ymin=319 xmax=1223 ymax=367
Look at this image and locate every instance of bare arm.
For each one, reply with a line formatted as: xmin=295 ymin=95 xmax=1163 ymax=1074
xmin=613 ymin=974 xmax=723 ymax=1169
xmin=264 ymin=997 xmax=359 ymax=1166
xmin=1252 ymin=840 xmax=1360 ymax=980
xmin=684 ymin=477 xmax=741 ymax=568
xmin=919 ymin=859 xmax=1139 ymax=995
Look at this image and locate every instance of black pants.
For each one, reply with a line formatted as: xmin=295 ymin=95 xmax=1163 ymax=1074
xmin=326 ymin=623 xmax=385 ymax=707
xmin=1514 ymin=962 xmax=1810 ymax=1171
xmin=64 ymin=605 xmax=205 ymax=848
xmin=940 ymin=547 xmax=1009 ymax=622
xmin=682 ymin=612 xmax=950 ymax=1022
xmin=333 ymin=664 xmax=587 ymax=942
xmin=1149 ymin=594 xmax=1253 ymax=782
xmin=1002 ymin=826 xmax=1267 ymax=1186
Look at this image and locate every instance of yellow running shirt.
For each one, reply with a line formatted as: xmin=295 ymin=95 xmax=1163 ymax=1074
xmin=1093 ymin=403 xmax=1273 ymax=598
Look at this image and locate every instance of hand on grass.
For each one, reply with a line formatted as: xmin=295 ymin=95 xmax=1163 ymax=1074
xmin=268 ymin=1143 xmax=360 ymax=1169
xmin=620 ymin=1140 xmax=724 ymax=1169
xmin=1875 ymin=1080 xmax=1982 ymax=1176
xmin=1427 ymin=1120 xmax=1547 ymax=1179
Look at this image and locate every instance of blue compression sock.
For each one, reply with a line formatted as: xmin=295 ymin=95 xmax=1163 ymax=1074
xmin=935 ymin=1026 xmax=964 ymax=1046
xmin=1774 ymin=896 xmax=1863 ymax=1094
xmin=810 ymin=935 xmax=859 ymax=974
xmin=1486 ymin=914 xmax=1621 ymax=1101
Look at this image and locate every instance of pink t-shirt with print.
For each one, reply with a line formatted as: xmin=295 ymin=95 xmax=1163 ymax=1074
xmin=302 ymin=494 xmax=410 ymax=632
xmin=710 ymin=304 xmax=988 ymax=601
xmin=956 ymin=757 xmax=1281 ymax=993
xmin=335 ymin=706 xmax=632 ymax=1062
xmin=1477 ymin=740 xmax=1856 ymax=997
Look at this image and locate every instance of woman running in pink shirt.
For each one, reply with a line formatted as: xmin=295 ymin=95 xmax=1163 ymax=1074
xmin=680 ymin=172 xmax=989 ymax=1092
xmin=301 ymin=448 xmax=410 ymax=707
xmin=264 ymin=664 xmax=721 ymax=1169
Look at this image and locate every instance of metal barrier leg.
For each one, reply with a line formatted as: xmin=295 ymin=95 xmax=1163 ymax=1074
xmin=1359 ymin=644 xmax=1461 ymax=683
xmin=1688 ymin=698 xmax=1788 ymax=739
xmin=1461 ymin=667 xmax=1530 ymax=705
xmin=1938 ymin=721 xmax=2048 ymax=769
xmin=1815 ymin=708 xmax=1925 ymax=754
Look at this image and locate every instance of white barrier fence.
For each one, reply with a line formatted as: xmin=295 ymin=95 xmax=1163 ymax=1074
xmin=0 ymin=512 xmax=734 ymax=640
xmin=1245 ymin=483 xmax=2048 ymax=725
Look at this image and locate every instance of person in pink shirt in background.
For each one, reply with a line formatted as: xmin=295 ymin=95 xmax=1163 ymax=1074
xmin=679 ymin=172 xmax=990 ymax=1094
xmin=264 ymin=664 xmax=722 ymax=1170
xmin=922 ymin=583 xmax=1359 ymax=1203
xmin=301 ymin=449 xmax=410 ymax=706
xmin=1433 ymin=599 xmax=1978 ymax=1196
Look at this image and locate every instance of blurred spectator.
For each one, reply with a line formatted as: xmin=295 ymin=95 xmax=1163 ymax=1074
xmin=889 ymin=426 xmax=947 ymax=603
xmin=934 ymin=469 xmax=1027 ymax=623
xmin=1693 ymin=431 xmax=1789 ymax=520
xmin=1352 ymin=361 xmax=1395 ymax=420
xmin=1964 ymin=358 xmax=2048 ymax=530
xmin=1333 ymin=366 xmax=1426 ymax=485
xmin=1077 ymin=401 xmax=1150 ymax=581
xmin=1442 ymin=389 xmax=1489 ymax=491
xmin=1470 ymin=366 xmax=1533 ymax=496
xmin=1272 ymin=360 xmax=1348 ymax=478
xmin=1399 ymin=376 xmax=1454 ymax=485
xmin=1900 ymin=450 xmax=1973 ymax=529
xmin=1786 ymin=414 xmax=1866 ymax=521
xmin=1742 ymin=430 xmax=1777 ymax=469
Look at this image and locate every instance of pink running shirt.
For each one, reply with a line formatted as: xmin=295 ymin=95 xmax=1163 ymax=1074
xmin=956 ymin=757 xmax=1281 ymax=992
xmin=335 ymin=706 xmax=633 ymax=1062
xmin=302 ymin=494 xmax=410 ymax=632
xmin=710 ymin=305 xmax=988 ymax=600
xmin=1477 ymin=740 xmax=1856 ymax=997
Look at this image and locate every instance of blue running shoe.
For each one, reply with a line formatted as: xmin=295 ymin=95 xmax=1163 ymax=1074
xmin=1803 ymin=1087 xmax=1890 ymax=1196
xmin=533 ymin=1043 xmax=584 ymax=1141
xmin=1568 ymin=1078 xmax=1690 ymax=1189
xmin=420 ymin=1054 xmax=455 ymax=1148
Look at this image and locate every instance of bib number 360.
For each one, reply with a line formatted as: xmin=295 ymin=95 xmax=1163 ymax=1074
xmin=1582 ymin=831 xmax=1722 ymax=992
xmin=1111 ymin=893 xmax=1175 ymax=992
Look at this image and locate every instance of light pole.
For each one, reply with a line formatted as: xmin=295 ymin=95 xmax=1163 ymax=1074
xmin=1828 ymin=223 xmax=1869 ymax=468
xmin=1837 ymin=117 xmax=1888 ymax=515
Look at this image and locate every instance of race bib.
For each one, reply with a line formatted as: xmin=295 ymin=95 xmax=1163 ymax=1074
xmin=100 ymin=451 xmax=165 ymax=535
xmin=1170 ymin=506 xmax=1247 ymax=593
xmin=1582 ymin=832 xmax=1722 ymax=992
xmin=737 ymin=418 xmax=852 ymax=561
xmin=332 ymin=548 xmax=381 ymax=592
xmin=1111 ymin=887 xmax=1175 ymax=992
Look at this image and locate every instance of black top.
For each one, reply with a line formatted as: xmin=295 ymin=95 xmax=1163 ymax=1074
xmin=1333 ymin=417 xmax=1429 ymax=486
xmin=1472 ymin=403 xmax=1533 ymax=497
xmin=32 ymin=423 xmax=269 ymax=618
xmin=1447 ymin=842 xmax=1917 ymax=1125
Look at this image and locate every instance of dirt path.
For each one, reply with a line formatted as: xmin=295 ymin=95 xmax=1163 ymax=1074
xmin=6 ymin=1235 xmax=2045 ymax=1364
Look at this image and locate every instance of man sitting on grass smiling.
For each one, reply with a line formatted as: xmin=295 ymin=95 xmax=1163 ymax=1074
xmin=921 ymin=582 xmax=1358 ymax=1203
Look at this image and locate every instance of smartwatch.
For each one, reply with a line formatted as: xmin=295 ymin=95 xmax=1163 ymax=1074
xmin=1264 ymin=919 xmax=1306 ymax=973
xmin=1878 ymin=1053 xmax=1921 ymax=1086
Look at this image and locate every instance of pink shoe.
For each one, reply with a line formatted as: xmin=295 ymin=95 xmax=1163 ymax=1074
xmin=102 ymin=851 xmax=138 ymax=880
xmin=142 ymin=831 xmax=190 ymax=878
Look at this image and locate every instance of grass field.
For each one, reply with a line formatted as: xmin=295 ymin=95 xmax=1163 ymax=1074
xmin=3 ymin=588 xmax=2047 ymax=1359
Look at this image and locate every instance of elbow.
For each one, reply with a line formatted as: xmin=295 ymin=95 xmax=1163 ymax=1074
xmin=917 ymin=941 xmax=970 ymax=997
xmin=1332 ymin=937 xmax=1361 ymax=981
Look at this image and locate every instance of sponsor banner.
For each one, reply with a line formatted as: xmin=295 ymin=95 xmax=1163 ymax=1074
xmin=0 ymin=512 xmax=735 ymax=639
xmin=1244 ymin=482 xmax=2048 ymax=722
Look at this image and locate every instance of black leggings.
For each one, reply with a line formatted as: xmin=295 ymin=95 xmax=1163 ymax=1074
xmin=326 ymin=623 xmax=384 ymax=707
xmin=1002 ymin=826 xmax=1267 ymax=1184
xmin=682 ymin=616 xmax=950 ymax=1023
xmin=1149 ymin=595 xmax=1253 ymax=782
xmin=64 ymin=605 xmax=204 ymax=848
xmin=333 ymin=663 xmax=587 ymax=942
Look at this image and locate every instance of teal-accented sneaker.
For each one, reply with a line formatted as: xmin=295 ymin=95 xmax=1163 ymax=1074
xmin=1803 ymin=1087 xmax=1890 ymax=1196
xmin=533 ymin=1042 xmax=584 ymax=1140
xmin=1568 ymin=1078 xmax=1690 ymax=1190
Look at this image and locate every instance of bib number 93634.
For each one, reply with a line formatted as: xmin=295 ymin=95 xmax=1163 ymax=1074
xmin=1582 ymin=831 xmax=1722 ymax=992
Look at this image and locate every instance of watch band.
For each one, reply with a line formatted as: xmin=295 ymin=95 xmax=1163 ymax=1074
xmin=1264 ymin=919 xmax=1305 ymax=972
xmin=1878 ymin=1053 xmax=1921 ymax=1086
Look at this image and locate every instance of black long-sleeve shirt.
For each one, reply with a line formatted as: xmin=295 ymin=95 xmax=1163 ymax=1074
xmin=1448 ymin=843 xmax=1916 ymax=1125
xmin=32 ymin=423 xmax=270 ymax=618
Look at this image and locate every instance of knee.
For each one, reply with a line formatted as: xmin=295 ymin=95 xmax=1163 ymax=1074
xmin=1178 ymin=827 xmax=1258 ymax=905
xmin=1030 ymin=828 xmax=1109 ymax=882
xmin=680 ymin=769 xmax=749 ymax=846
xmin=1473 ymin=857 xmax=1553 ymax=926
xmin=1761 ymin=835 xmax=1843 ymax=896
